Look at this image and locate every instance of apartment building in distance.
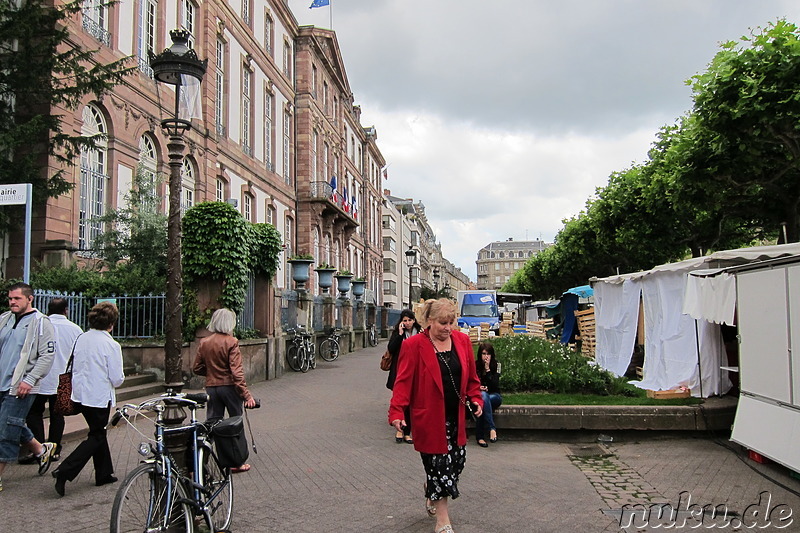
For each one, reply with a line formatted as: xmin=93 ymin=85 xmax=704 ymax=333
xmin=476 ymin=238 xmax=551 ymax=290
xmin=382 ymin=191 xmax=471 ymax=308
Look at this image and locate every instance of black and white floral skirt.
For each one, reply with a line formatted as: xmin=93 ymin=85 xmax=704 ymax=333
xmin=421 ymin=419 xmax=466 ymax=501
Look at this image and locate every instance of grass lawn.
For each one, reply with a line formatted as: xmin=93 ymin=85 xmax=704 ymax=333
xmin=503 ymin=391 xmax=703 ymax=406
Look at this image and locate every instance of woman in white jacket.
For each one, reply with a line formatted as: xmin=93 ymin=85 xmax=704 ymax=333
xmin=52 ymin=301 xmax=124 ymax=497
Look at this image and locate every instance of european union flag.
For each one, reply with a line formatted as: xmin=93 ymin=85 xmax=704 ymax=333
xmin=309 ymin=0 xmax=329 ymax=8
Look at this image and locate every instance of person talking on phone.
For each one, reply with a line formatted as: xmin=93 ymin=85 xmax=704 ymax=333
xmin=386 ymin=309 xmax=422 ymax=444
xmin=388 ymin=298 xmax=483 ymax=533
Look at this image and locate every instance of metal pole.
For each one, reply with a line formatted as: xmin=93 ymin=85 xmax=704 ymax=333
xmin=164 ymin=91 xmax=185 ymax=388
xmin=408 ymin=266 xmax=412 ymax=309
xmin=23 ymin=184 xmax=32 ymax=283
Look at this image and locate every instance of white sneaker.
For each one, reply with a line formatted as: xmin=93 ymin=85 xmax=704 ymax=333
xmin=38 ymin=442 xmax=56 ymax=476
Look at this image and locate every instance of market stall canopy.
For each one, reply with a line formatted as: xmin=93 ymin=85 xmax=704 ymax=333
xmin=563 ymin=285 xmax=593 ymax=298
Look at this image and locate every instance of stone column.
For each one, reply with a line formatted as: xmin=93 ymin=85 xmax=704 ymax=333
xmin=341 ymin=298 xmax=353 ymax=352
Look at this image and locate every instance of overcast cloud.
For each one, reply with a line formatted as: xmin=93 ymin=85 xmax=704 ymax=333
xmin=289 ymin=0 xmax=800 ymax=280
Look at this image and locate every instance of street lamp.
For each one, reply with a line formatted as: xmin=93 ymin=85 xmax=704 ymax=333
xmin=405 ymin=246 xmax=417 ymax=309
xmin=150 ymin=30 xmax=207 ymax=391
xmin=433 ymin=267 xmax=440 ymax=294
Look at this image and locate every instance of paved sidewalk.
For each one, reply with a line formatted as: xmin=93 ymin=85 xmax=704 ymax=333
xmin=2 ymin=342 xmax=799 ymax=532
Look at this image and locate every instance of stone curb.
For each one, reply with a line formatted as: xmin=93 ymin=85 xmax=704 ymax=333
xmin=490 ymin=396 xmax=736 ymax=431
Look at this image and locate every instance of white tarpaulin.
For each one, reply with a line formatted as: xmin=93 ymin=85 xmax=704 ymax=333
xmin=590 ymin=243 xmax=800 ymax=397
xmin=594 ymin=279 xmax=640 ymax=377
xmin=629 ymin=270 xmax=730 ymax=397
xmin=683 ymin=270 xmax=737 ymax=326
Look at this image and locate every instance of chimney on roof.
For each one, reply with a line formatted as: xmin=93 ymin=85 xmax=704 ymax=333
xmin=384 ymin=189 xmax=391 ymax=196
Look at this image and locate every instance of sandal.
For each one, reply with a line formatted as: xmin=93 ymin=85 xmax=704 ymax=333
xmin=424 ymin=482 xmax=436 ymax=517
xmin=435 ymin=525 xmax=454 ymax=533
xmin=231 ymin=464 xmax=251 ymax=473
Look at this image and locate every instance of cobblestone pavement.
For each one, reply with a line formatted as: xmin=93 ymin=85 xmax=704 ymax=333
xmin=2 ymin=342 xmax=799 ymax=532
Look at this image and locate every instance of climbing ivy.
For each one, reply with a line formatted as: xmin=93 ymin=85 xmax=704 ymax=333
xmin=247 ymin=223 xmax=282 ymax=278
xmin=182 ymin=202 xmax=282 ymax=315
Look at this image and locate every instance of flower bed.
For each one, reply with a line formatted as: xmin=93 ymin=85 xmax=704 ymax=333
xmin=490 ymin=335 xmax=638 ymax=396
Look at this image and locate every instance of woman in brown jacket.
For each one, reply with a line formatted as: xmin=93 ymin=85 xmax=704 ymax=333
xmin=192 ymin=308 xmax=255 ymax=473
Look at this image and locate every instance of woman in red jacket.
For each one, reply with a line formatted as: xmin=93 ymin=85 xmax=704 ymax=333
xmin=389 ymin=299 xmax=483 ymax=533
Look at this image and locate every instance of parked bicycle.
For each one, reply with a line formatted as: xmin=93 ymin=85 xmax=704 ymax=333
xmin=109 ymin=391 xmax=237 ymax=532
xmin=367 ymin=323 xmax=379 ymax=347
xmin=286 ymin=326 xmax=316 ymax=372
xmin=319 ymin=327 xmax=342 ymax=361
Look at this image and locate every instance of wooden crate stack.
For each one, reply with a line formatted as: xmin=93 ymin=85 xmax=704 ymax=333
xmin=499 ymin=312 xmax=514 ymax=336
xmin=574 ymin=308 xmax=596 ymax=358
xmin=526 ymin=319 xmax=554 ymax=339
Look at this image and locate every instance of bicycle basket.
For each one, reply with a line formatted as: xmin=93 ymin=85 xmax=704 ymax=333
xmin=211 ymin=416 xmax=249 ymax=468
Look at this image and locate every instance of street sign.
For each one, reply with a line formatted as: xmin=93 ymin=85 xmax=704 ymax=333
xmin=0 ymin=183 xmax=33 ymax=282
xmin=0 ymin=184 xmax=28 ymax=205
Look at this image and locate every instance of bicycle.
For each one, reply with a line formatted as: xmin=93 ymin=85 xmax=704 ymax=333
xmin=285 ymin=327 xmax=316 ymax=372
xmin=367 ymin=323 xmax=379 ymax=347
xmin=319 ymin=327 xmax=342 ymax=361
xmin=109 ymin=391 xmax=239 ymax=533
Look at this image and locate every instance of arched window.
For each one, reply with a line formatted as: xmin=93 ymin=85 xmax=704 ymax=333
xmin=79 ymin=104 xmax=108 ymax=251
xmin=138 ymin=134 xmax=158 ymax=211
xmin=313 ymin=227 xmax=321 ymax=266
xmin=181 ymin=158 xmax=196 ymax=214
xmin=324 ymin=234 xmax=331 ymax=265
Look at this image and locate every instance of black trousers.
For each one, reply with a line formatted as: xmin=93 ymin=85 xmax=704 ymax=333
xmin=57 ymin=403 xmax=113 ymax=483
xmin=206 ymin=385 xmax=243 ymax=421
xmin=27 ymin=394 xmax=65 ymax=454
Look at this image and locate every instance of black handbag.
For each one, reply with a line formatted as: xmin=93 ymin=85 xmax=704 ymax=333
xmin=211 ymin=416 xmax=249 ymax=468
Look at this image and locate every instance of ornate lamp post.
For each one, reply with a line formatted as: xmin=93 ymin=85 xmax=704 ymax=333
xmin=433 ymin=267 xmax=440 ymax=294
xmin=150 ymin=30 xmax=207 ymax=391
xmin=405 ymin=246 xmax=417 ymax=309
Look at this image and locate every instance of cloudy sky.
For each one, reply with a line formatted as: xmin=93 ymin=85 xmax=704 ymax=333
xmin=289 ymin=0 xmax=800 ymax=281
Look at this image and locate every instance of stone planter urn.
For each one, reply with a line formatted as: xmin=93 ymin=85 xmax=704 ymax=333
xmin=335 ymin=273 xmax=353 ymax=299
xmin=288 ymin=258 xmax=314 ymax=290
xmin=315 ymin=267 xmax=337 ymax=293
xmin=351 ymin=279 xmax=366 ymax=300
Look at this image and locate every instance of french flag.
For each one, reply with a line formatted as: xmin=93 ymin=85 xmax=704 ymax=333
xmin=330 ymin=175 xmax=338 ymax=203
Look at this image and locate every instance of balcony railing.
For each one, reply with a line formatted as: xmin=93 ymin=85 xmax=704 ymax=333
xmin=82 ymin=14 xmax=111 ymax=46
xmin=309 ymin=181 xmax=358 ymax=223
xmin=137 ymin=56 xmax=154 ymax=79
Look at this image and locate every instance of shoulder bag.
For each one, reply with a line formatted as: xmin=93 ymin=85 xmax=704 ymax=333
xmin=380 ymin=350 xmax=392 ymax=371
xmin=53 ymin=337 xmax=81 ymax=416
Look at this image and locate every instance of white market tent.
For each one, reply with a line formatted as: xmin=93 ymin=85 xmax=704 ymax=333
xmin=685 ymin=252 xmax=800 ymax=472
xmin=591 ymin=243 xmax=800 ymax=398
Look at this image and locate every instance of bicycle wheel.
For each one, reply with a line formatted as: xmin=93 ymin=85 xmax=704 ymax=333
xmin=307 ymin=340 xmax=317 ymax=369
xmin=110 ymin=462 xmax=193 ymax=533
xmin=298 ymin=345 xmax=311 ymax=373
xmin=319 ymin=337 xmax=339 ymax=361
xmin=369 ymin=329 xmax=378 ymax=347
xmin=286 ymin=344 xmax=302 ymax=372
xmin=198 ymin=445 xmax=234 ymax=531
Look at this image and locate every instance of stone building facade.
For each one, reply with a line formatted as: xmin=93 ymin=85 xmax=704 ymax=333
xmin=3 ymin=0 xmax=388 ymax=308
xmin=476 ymin=238 xmax=551 ymax=290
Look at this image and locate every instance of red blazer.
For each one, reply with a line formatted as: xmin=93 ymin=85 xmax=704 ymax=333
xmin=388 ymin=328 xmax=483 ymax=454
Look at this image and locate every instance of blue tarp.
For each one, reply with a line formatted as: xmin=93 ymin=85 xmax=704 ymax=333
xmin=463 ymin=293 xmax=496 ymax=305
xmin=560 ymin=293 xmax=579 ymax=344
xmin=564 ymin=285 xmax=593 ymax=299
xmin=559 ymin=285 xmax=592 ymax=344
